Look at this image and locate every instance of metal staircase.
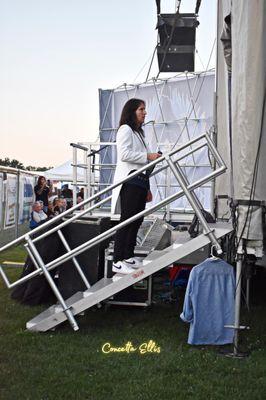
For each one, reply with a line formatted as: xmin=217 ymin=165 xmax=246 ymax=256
xmin=26 ymin=223 xmax=232 ymax=332
xmin=0 ymin=133 xmax=230 ymax=332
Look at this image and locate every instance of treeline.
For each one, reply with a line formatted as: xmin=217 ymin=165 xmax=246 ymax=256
xmin=0 ymin=157 xmax=53 ymax=171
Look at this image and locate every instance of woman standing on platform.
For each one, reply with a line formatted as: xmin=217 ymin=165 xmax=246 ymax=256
xmin=111 ymin=98 xmax=161 ymax=275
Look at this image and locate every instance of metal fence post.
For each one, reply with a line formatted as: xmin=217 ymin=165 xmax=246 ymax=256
xmin=15 ymin=170 xmax=20 ymax=238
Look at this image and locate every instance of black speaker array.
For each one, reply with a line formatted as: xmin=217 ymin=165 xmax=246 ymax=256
xmin=157 ymin=13 xmax=199 ymax=72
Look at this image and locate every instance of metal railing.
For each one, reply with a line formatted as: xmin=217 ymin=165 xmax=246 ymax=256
xmin=70 ymin=139 xmax=214 ymax=217
xmin=0 ymin=132 xmax=226 ymax=331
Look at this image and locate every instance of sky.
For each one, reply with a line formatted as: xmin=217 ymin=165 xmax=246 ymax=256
xmin=0 ymin=0 xmax=216 ymax=168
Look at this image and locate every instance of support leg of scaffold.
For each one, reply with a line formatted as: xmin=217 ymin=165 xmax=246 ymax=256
xmin=165 ymin=154 xmax=222 ymax=254
xmin=26 ymin=236 xmax=79 ymax=331
xmin=224 ymin=244 xmax=249 ymax=358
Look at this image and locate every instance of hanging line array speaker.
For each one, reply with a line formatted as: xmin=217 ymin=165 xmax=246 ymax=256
xmin=157 ymin=13 xmax=199 ymax=73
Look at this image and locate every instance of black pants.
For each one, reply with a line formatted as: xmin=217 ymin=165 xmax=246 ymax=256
xmin=113 ymin=183 xmax=147 ymax=262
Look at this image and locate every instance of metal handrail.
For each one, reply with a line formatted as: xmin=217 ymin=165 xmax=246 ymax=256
xmin=0 ymin=132 xmax=209 ymax=253
xmin=75 ymin=141 xmax=211 ymax=172
xmin=71 ymin=137 xmax=215 ymax=213
xmin=0 ymin=166 xmax=225 ymax=290
xmin=0 ymin=132 xmax=227 ymax=333
xmin=0 ymin=133 xmax=226 ymax=290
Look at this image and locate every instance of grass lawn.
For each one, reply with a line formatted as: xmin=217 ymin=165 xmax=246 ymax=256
xmin=0 ymin=247 xmax=266 ymax=400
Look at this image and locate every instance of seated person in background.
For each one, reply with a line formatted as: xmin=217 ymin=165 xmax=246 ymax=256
xmin=38 ymin=200 xmax=44 ymax=209
xmin=30 ymin=201 xmax=47 ymax=229
xmin=60 ymin=198 xmax=67 ymax=212
xmin=77 ymin=187 xmax=84 ymax=199
xmin=61 ymin=184 xmax=73 ymax=209
xmin=77 ymin=195 xmax=84 ymax=210
xmin=53 ymin=198 xmax=66 ymax=215
xmin=53 ymin=198 xmax=61 ymax=215
xmin=46 ymin=200 xmax=55 ymax=218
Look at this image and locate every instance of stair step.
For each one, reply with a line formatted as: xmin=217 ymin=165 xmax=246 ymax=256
xmin=26 ymin=223 xmax=232 ymax=332
xmin=84 ymin=277 xmax=114 ymax=294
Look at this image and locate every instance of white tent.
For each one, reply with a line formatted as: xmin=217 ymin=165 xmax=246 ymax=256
xmin=215 ymin=0 xmax=266 ymax=355
xmin=216 ymin=0 xmax=266 ymax=256
xmin=44 ymin=160 xmax=84 ymax=182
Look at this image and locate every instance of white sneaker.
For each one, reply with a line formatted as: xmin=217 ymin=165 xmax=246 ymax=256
xmin=124 ymin=257 xmax=142 ymax=269
xmin=112 ymin=261 xmax=134 ymax=275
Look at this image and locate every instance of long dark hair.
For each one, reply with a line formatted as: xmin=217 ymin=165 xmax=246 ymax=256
xmin=119 ymin=98 xmax=145 ymax=135
xmin=37 ymin=176 xmax=46 ymax=186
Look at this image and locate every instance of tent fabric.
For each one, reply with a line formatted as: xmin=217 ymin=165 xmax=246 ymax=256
xmin=44 ymin=160 xmax=84 ymax=182
xmin=231 ymin=0 xmax=266 ymax=202
xmin=215 ymin=0 xmax=233 ymax=218
xmin=216 ymin=0 xmax=266 ymax=249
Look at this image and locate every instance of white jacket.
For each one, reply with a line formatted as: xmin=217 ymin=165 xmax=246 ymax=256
xmin=111 ymin=124 xmax=150 ymax=214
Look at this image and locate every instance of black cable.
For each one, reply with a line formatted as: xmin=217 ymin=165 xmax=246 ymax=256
xmin=176 ymin=1 xmax=181 ymax=13
xmin=156 ymin=0 xmax=161 ymax=15
xmin=145 ymin=45 xmax=158 ymax=83
xmin=195 ymin=0 xmax=202 ymax=15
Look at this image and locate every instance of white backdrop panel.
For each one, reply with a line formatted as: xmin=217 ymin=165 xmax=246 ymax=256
xmin=99 ymin=73 xmax=215 ymax=211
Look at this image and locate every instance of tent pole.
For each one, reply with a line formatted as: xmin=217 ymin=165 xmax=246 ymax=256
xmin=234 ymin=243 xmax=244 ymax=355
xmin=211 ymin=0 xmax=219 ymax=218
xmin=72 ymin=147 xmax=77 ymax=207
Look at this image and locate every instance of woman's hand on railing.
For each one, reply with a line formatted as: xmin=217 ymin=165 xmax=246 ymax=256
xmin=147 ymin=153 xmax=161 ymax=161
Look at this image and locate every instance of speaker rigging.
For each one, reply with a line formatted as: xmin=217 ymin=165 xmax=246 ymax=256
xmin=155 ymin=1 xmax=199 ymax=74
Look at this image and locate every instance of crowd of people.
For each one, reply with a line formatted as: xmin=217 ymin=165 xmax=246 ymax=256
xmin=30 ymin=176 xmax=84 ymax=229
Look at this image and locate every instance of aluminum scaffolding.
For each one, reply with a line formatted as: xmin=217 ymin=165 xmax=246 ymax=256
xmin=0 ymin=133 xmax=231 ymax=332
xmin=72 ymin=71 xmax=216 ymax=220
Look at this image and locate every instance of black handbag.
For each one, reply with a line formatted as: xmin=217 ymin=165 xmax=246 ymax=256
xmin=188 ymin=209 xmax=215 ymax=238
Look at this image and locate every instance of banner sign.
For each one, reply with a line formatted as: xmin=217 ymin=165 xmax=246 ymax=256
xmin=19 ymin=175 xmax=35 ymax=224
xmin=4 ymin=174 xmax=17 ymax=228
